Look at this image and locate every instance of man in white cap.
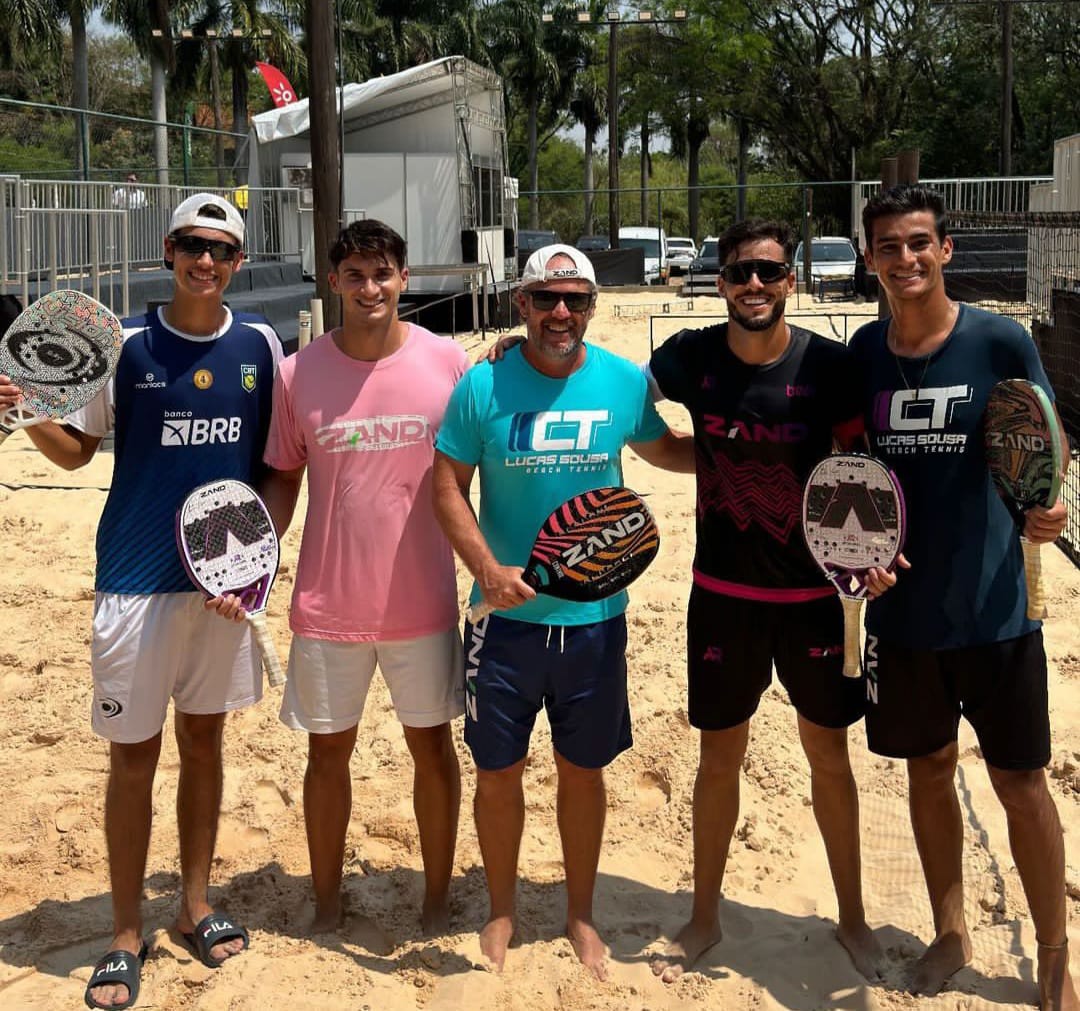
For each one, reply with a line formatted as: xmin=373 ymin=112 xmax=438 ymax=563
xmin=0 ymin=193 xmax=281 ymax=1008
xmin=433 ymin=244 xmax=693 ymax=978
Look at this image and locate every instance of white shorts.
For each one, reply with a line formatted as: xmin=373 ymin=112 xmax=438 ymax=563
xmin=281 ymin=629 xmax=465 ymax=734
xmin=91 ymin=592 xmax=262 ymax=744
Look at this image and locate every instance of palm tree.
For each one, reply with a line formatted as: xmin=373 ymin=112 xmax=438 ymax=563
xmin=569 ymin=63 xmax=605 ymax=237
xmin=483 ymin=0 xmax=588 ymax=229
xmin=102 ymin=0 xmax=177 ymax=185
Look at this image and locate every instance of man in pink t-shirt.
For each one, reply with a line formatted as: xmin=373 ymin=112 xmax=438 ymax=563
xmin=261 ymin=219 xmax=468 ymax=935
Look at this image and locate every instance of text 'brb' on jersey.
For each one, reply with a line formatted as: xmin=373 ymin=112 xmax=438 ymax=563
xmin=68 ymin=309 xmax=280 ymax=594
xmin=649 ymin=325 xmax=862 ymax=598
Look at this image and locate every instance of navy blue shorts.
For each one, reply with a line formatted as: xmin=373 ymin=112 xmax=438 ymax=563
xmin=687 ymin=586 xmax=865 ymax=731
xmin=462 ymin=613 xmax=631 ymax=771
xmin=863 ymin=630 xmax=1050 ymax=769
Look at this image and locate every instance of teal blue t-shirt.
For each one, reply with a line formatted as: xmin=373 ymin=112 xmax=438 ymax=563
xmin=436 ymin=343 xmax=669 ymax=625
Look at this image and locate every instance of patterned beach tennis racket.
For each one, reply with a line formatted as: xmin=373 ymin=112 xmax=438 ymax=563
xmin=176 ymin=479 xmax=286 ymax=687
xmin=0 ymin=290 xmax=122 ymax=443
xmin=983 ymin=379 xmax=1063 ymax=620
xmin=468 ymin=486 xmax=660 ymax=623
xmin=802 ymin=454 xmax=906 ymax=678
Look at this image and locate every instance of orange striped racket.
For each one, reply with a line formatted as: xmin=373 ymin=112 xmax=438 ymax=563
xmin=467 ymin=486 xmax=660 ymax=623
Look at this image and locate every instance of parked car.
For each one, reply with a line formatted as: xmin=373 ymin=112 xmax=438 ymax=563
xmin=516 ymin=228 xmax=560 ymax=271
xmin=575 ymin=234 xmax=610 ymax=251
xmin=690 ymin=236 xmax=720 ymax=274
xmin=666 ymin=236 xmax=697 ymax=276
xmin=618 ymin=225 xmax=669 ymax=284
xmin=794 ymin=236 xmax=858 ymax=297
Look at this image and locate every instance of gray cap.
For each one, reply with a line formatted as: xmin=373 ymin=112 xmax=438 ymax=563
xmin=519 ymin=244 xmax=597 ymax=290
xmin=169 ymin=192 xmax=244 ymax=246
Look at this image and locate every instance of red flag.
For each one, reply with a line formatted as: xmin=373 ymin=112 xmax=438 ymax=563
xmin=256 ymin=62 xmax=299 ymax=108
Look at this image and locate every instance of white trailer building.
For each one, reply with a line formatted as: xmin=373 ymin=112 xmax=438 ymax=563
xmin=247 ymin=56 xmax=512 ymax=324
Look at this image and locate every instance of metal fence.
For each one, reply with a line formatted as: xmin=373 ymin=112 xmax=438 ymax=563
xmin=0 ymin=176 xmax=304 ymax=316
xmin=519 ymin=177 xmax=1053 ymax=253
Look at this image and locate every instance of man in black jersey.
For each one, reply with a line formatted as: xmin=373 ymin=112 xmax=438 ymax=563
xmin=647 ymin=219 xmax=893 ymax=983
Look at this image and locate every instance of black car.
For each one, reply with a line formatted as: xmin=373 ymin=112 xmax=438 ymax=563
xmin=575 ymin=234 xmax=610 ymax=252
xmin=516 ymin=229 xmax=560 ymax=270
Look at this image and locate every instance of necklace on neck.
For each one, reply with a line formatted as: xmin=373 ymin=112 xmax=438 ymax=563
xmin=893 ymin=347 xmax=933 ymax=397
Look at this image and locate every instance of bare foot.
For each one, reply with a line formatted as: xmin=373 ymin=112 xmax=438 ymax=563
xmin=478 ymin=915 xmax=514 ymax=971
xmin=1037 ymin=941 xmax=1079 ymax=1011
xmin=422 ymin=895 xmax=450 ymax=937
xmin=837 ymin=920 xmax=887 ymax=980
xmin=86 ymin=934 xmax=143 ymax=1009
xmin=909 ymin=930 xmax=972 ymax=996
xmin=651 ymin=918 xmax=724 ymax=984
xmin=567 ymin=918 xmax=610 ymax=981
xmin=308 ymin=899 xmax=343 ymax=936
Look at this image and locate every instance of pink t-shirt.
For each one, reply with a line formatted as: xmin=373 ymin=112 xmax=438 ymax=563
xmin=264 ymin=324 xmax=468 ymax=641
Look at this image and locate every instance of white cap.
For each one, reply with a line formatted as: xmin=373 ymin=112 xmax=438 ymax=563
xmin=519 ymin=243 xmax=597 ymax=290
xmin=169 ymin=192 xmax=244 ymax=246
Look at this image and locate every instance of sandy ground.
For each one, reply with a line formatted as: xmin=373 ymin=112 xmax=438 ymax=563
xmin=0 ymin=291 xmax=1076 ymax=1011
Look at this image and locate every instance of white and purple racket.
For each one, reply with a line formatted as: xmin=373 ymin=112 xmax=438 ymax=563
xmin=802 ymin=454 xmax=906 ymax=678
xmin=0 ymin=290 xmax=122 ymax=443
xmin=176 ymin=479 xmax=285 ymax=687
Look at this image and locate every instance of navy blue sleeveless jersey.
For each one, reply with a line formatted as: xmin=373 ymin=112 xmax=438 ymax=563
xmin=66 ymin=309 xmax=281 ymax=594
xmin=649 ymin=324 xmax=863 ymax=596
xmin=849 ymin=304 xmax=1053 ymax=649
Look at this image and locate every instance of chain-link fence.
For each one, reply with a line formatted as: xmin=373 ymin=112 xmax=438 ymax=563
xmin=949 ymin=209 xmax=1080 ymax=568
xmin=0 ymin=97 xmax=247 ymax=188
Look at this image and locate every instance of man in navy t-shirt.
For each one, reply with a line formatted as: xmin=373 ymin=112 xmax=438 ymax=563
xmin=852 ymin=185 xmax=1075 ymax=1008
xmin=0 ymin=194 xmax=281 ymax=1008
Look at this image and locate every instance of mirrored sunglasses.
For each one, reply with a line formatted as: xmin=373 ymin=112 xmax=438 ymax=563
xmin=719 ymin=259 xmax=789 ymax=285
xmin=527 ymin=289 xmax=594 ymax=312
xmin=170 ymin=234 xmax=241 ymax=261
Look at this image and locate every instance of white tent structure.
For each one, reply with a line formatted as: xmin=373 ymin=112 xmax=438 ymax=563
xmin=248 ymin=56 xmax=511 ymax=297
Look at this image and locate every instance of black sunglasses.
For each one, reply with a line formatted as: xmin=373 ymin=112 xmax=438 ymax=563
xmin=170 ymin=234 xmax=241 ymax=261
xmin=527 ymin=289 xmax=594 ymax=312
xmin=719 ymin=259 xmax=790 ymax=285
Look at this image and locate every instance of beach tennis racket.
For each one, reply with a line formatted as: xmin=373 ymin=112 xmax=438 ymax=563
xmin=802 ymin=454 xmax=906 ymax=678
xmin=176 ymin=479 xmax=285 ymax=687
xmin=0 ymin=290 xmax=122 ymax=443
xmin=983 ymin=379 xmax=1063 ymax=620
xmin=467 ymin=486 xmax=660 ymax=623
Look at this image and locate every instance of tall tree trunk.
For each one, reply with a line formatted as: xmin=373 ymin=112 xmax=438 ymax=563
xmin=583 ymin=124 xmax=595 ymax=236
xmin=306 ymin=0 xmax=342 ymax=329
xmin=70 ymin=1 xmax=89 ymax=179
xmin=639 ymin=116 xmax=649 ymax=224
xmin=151 ymin=56 xmax=169 ymax=186
xmin=210 ymin=42 xmax=225 ymax=188
xmin=527 ymin=87 xmax=539 ymax=229
xmin=736 ymin=116 xmax=749 ymax=221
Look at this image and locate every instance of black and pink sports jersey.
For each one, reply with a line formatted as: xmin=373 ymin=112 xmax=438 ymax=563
xmin=66 ymin=308 xmax=282 ymax=594
xmin=649 ymin=324 xmax=862 ymax=599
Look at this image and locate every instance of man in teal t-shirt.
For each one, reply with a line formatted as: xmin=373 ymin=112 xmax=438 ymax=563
xmin=434 ymin=244 xmax=692 ymax=979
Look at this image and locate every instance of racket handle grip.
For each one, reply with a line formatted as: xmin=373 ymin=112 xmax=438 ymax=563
xmin=1021 ymin=536 xmax=1047 ymax=621
xmin=839 ymin=595 xmax=864 ymax=679
xmin=467 ymin=600 xmax=495 ymax=625
xmin=248 ymin=611 xmax=286 ymax=687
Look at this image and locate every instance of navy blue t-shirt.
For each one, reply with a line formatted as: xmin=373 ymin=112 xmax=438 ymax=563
xmin=649 ymin=324 xmax=862 ymax=596
xmin=67 ymin=308 xmax=281 ymax=594
xmin=849 ymin=303 xmax=1053 ymax=649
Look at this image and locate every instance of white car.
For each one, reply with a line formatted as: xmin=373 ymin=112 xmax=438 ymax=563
xmin=666 ymin=236 xmax=697 ymax=276
xmin=794 ymin=236 xmax=857 ymax=297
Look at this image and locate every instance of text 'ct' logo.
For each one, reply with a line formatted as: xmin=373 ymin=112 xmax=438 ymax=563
xmin=874 ymin=385 xmax=972 ymax=432
xmin=161 ymin=417 xmax=243 ymax=446
xmin=508 ymin=410 xmax=611 ymax=452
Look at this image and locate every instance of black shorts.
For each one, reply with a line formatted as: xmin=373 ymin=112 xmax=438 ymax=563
xmin=686 ymin=586 xmax=864 ymax=731
xmin=863 ymin=630 xmax=1050 ymax=770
